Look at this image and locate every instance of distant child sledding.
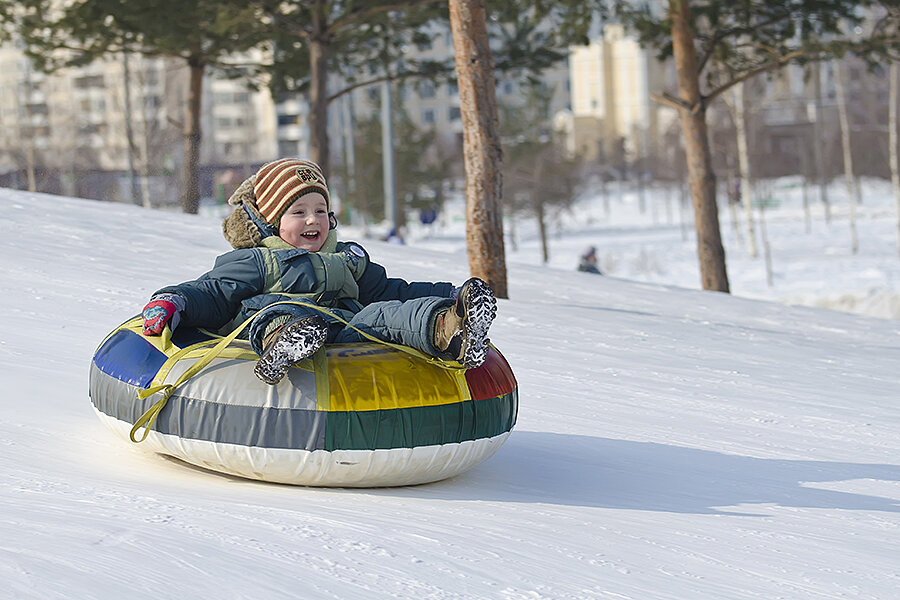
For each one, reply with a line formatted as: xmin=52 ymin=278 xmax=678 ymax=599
xmin=577 ymin=245 xmax=603 ymax=275
xmin=140 ymin=158 xmax=497 ymax=384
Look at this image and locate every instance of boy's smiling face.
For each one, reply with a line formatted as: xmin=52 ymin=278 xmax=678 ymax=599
xmin=278 ymin=193 xmax=330 ymax=251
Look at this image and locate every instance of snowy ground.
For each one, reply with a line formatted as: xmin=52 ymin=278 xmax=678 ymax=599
xmin=405 ymin=176 xmax=900 ymax=320
xmin=1 ymin=185 xmax=899 ymax=600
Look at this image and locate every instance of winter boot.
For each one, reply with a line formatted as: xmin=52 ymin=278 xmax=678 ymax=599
xmin=433 ymin=277 xmax=497 ymax=368
xmin=254 ymin=315 xmax=328 ymax=385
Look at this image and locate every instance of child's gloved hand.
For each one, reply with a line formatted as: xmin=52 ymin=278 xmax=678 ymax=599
xmin=141 ymin=293 xmax=185 ymax=336
xmin=338 ymin=244 xmax=367 ymax=274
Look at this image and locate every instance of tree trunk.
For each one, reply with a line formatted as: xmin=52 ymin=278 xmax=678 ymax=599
xmin=342 ymin=93 xmax=357 ymax=201
xmin=23 ymin=69 xmax=37 ymax=192
xmin=25 ymin=138 xmax=37 ymax=193
xmin=890 ymin=62 xmax=900 ymax=257
xmin=180 ymin=60 xmax=203 ymax=214
xmin=381 ymin=81 xmax=398 ymax=230
xmin=726 ymin=168 xmax=743 ymax=249
xmin=733 ymin=82 xmax=758 ymax=258
xmin=122 ymin=52 xmax=142 ymax=207
xmin=833 ymin=62 xmax=858 ymax=254
xmin=759 ymin=204 xmax=773 ymax=287
xmin=534 ymin=159 xmax=549 ymax=263
xmin=535 ymin=197 xmax=549 ymax=264
xmin=669 ymin=0 xmax=729 ymax=292
xmin=802 ymin=162 xmax=812 ymax=233
xmin=139 ymin=71 xmax=153 ymax=209
xmin=812 ymin=64 xmax=831 ymax=222
xmin=449 ymin=0 xmax=508 ymax=298
xmin=308 ymin=26 xmax=330 ymax=176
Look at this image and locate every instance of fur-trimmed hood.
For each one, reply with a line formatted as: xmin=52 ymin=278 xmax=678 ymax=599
xmin=222 ymin=175 xmax=268 ymax=249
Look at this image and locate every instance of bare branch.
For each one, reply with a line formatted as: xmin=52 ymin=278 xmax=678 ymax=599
xmin=696 ymin=12 xmax=798 ymax=76
xmin=327 ymin=0 xmax=444 ymax=35
xmin=650 ymin=91 xmax=693 ymax=112
xmin=705 ymin=49 xmax=809 ymax=103
xmin=327 ymin=74 xmax=394 ymax=102
xmin=696 ymin=27 xmax=723 ymax=74
xmin=327 ymin=63 xmax=453 ymax=102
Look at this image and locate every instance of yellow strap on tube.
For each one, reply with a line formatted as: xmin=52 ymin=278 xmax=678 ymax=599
xmin=270 ymin=301 xmax=466 ymax=372
xmin=130 ymin=300 xmax=464 ymax=443
xmin=130 ymin=312 xmax=258 ymax=443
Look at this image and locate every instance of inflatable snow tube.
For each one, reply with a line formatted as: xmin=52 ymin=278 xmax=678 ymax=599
xmin=89 ymin=317 xmax=518 ymax=487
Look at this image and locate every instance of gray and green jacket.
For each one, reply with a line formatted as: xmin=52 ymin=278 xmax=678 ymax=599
xmin=156 ymin=239 xmax=454 ymax=336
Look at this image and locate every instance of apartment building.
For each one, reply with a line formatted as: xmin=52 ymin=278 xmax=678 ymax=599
xmin=740 ymin=60 xmax=892 ymax=181
xmin=204 ymin=48 xmax=279 ymax=177
xmin=2 ymin=20 xmax=681 ymax=204
xmin=565 ymin=23 xmax=678 ymax=168
xmin=0 ymin=44 xmax=51 ymax=186
xmin=0 ymin=45 xmax=176 ymax=199
xmin=0 ymin=39 xmax=279 ymax=204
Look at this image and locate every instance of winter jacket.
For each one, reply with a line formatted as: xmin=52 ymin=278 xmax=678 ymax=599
xmin=156 ymin=240 xmax=454 ymax=335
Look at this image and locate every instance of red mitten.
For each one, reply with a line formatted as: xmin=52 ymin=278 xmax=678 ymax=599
xmin=141 ymin=294 xmax=184 ymax=336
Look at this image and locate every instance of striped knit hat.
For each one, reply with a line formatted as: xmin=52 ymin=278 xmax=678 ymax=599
xmin=253 ymin=158 xmax=330 ymax=226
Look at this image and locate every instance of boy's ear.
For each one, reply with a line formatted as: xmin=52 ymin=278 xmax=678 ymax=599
xmin=328 ymin=212 xmax=339 ymax=230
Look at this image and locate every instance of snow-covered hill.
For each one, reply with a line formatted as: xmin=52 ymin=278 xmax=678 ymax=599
xmin=407 ymin=177 xmax=900 ymax=320
xmin=2 ymin=188 xmax=898 ymax=600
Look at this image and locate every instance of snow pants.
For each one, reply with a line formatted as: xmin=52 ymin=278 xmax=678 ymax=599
xmin=247 ymin=297 xmax=455 ymax=358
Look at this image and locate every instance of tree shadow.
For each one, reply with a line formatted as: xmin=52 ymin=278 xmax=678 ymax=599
xmin=392 ymin=431 xmax=900 ymax=515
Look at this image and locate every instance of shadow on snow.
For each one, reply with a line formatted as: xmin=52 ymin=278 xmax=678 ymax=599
xmin=412 ymin=431 xmax=900 ymax=515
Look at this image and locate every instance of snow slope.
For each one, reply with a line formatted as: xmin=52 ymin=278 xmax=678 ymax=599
xmin=407 ymin=177 xmax=900 ymax=320
xmin=1 ymin=188 xmax=899 ymax=600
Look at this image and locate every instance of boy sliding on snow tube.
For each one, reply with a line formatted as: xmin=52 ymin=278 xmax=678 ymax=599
xmin=140 ymin=158 xmax=497 ymax=385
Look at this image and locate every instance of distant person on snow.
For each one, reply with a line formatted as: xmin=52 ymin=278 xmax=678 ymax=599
xmin=577 ymin=246 xmax=603 ymax=275
xmin=382 ymin=226 xmax=406 ymax=245
xmin=139 ymin=158 xmax=497 ymax=385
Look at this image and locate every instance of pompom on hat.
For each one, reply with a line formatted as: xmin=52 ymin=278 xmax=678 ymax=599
xmin=254 ymin=158 xmax=330 ymax=226
xmin=221 ymin=157 xmax=337 ymax=251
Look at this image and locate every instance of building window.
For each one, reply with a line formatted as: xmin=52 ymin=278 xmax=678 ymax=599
xmin=22 ymin=125 xmax=51 ymax=138
xmin=74 ymin=75 xmax=104 ymax=89
xmin=278 ymin=140 xmax=298 ymax=156
xmin=419 ymin=80 xmax=436 ymax=98
xmin=79 ymin=123 xmax=102 ymax=135
xmin=278 ymin=114 xmax=298 ymax=126
xmin=423 ymin=109 xmax=435 ymax=124
xmin=771 ymin=134 xmax=798 ymax=155
xmin=26 ymin=103 xmax=49 ymax=116
xmin=449 ymin=106 xmax=460 ymax=121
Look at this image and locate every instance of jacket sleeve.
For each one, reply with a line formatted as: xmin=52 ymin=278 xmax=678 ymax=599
xmin=153 ymin=249 xmax=267 ymax=330
xmin=351 ymin=243 xmax=454 ymax=304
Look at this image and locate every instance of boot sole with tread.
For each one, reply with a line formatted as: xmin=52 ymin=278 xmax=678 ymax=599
xmin=254 ymin=317 xmax=328 ymax=385
xmin=457 ymin=278 xmax=497 ymax=369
